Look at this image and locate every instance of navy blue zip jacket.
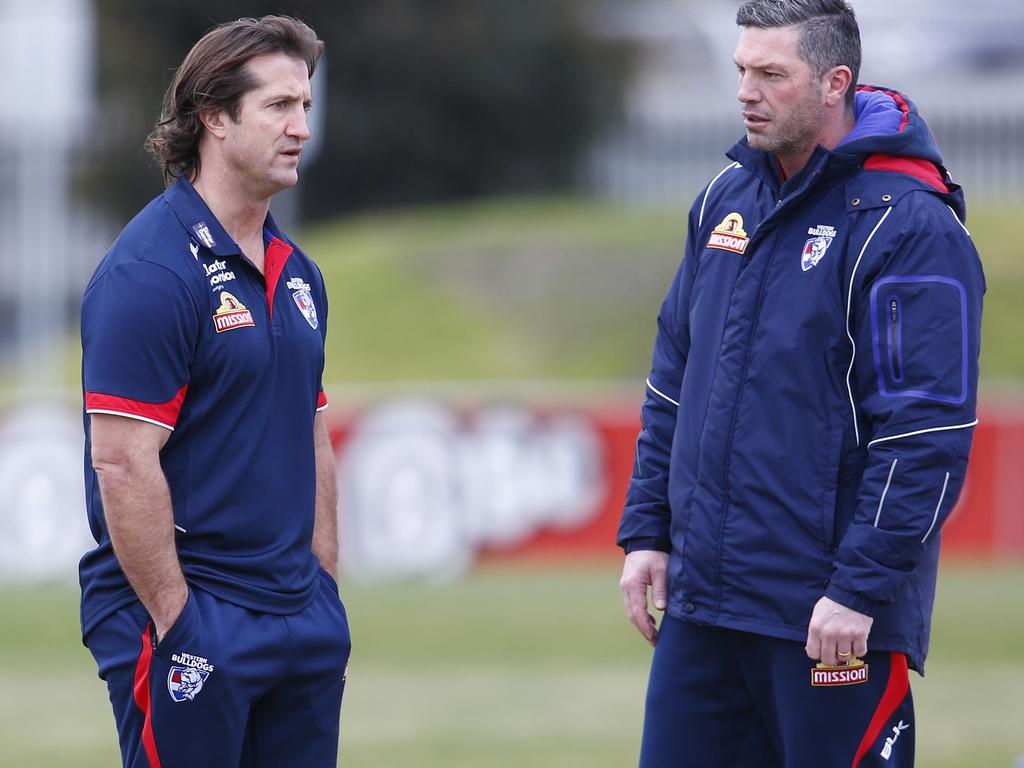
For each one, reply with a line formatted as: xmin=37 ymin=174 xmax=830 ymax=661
xmin=618 ymin=87 xmax=985 ymax=672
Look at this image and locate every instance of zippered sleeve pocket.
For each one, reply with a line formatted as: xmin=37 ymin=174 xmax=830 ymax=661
xmin=869 ymin=276 xmax=968 ymax=404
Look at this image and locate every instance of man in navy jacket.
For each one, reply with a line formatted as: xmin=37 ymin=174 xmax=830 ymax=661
xmin=617 ymin=1 xmax=984 ymax=765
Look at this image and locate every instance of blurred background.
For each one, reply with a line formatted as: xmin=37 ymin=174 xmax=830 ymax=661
xmin=1 ymin=0 xmax=1022 ymax=766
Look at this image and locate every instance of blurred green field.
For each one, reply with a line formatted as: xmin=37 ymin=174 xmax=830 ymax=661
xmin=1 ymin=562 xmax=1021 ymax=767
xmin=34 ymin=195 xmax=1021 ymax=398
xmin=305 ymin=197 xmax=1024 ymax=386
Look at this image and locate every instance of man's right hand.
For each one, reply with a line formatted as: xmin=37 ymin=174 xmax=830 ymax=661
xmin=152 ymin=586 xmax=190 ymax=644
xmin=619 ymin=549 xmax=670 ymax=646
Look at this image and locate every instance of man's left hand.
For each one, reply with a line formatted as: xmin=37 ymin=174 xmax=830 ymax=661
xmin=805 ymin=596 xmax=873 ymax=666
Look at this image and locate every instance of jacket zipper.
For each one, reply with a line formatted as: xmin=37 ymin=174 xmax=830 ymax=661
xmin=888 ymin=297 xmax=903 ymax=382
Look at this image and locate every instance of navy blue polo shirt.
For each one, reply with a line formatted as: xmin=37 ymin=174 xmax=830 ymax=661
xmin=80 ymin=177 xmax=330 ymax=640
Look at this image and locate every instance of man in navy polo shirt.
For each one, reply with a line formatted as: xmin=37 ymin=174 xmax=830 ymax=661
xmin=80 ymin=16 xmax=350 ymax=767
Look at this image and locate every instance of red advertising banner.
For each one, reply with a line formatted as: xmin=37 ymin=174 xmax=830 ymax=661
xmin=328 ymin=398 xmax=1024 ymax=574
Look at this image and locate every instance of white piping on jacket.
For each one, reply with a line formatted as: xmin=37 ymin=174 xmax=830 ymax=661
xmin=922 ymin=472 xmax=951 ymax=543
xmin=867 ymin=419 xmax=978 ymax=449
xmin=698 ymin=163 xmax=742 ymax=228
xmin=874 ymin=458 xmax=898 ymax=527
xmin=646 ymin=378 xmax=680 ymax=408
xmin=945 ymin=205 xmax=971 ymax=237
xmin=845 ymin=206 xmax=894 ymax=447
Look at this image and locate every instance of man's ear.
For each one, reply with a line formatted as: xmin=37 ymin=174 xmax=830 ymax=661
xmin=823 ymin=65 xmax=853 ymax=108
xmin=198 ymin=107 xmax=229 ymax=140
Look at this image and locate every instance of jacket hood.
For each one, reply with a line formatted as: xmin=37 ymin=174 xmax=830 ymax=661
xmin=728 ymin=85 xmax=964 ymax=219
xmin=838 ymin=86 xmax=943 ymax=166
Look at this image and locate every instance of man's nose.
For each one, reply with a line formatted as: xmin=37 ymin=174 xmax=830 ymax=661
xmin=737 ymin=73 xmax=760 ymax=105
xmin=289 ymin=108 xmax=311 ymax=141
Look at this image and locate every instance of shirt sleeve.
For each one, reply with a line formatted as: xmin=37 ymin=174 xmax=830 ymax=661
xmin=827 ymin=203 xmax=985 ymax=615
xmin=82 ymin=261 xmax=198 ymax=430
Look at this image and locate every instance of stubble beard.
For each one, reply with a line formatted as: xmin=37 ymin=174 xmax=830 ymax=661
xmin=747 ymin=88 xmax=826 ymax=160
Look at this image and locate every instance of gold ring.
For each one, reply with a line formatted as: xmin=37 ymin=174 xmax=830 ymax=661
xmin=837 ymin=649 xmax=852 ymax=658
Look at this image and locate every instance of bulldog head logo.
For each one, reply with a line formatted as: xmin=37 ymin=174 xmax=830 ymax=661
xmin=168 ymin=665 xmax=209 ymax=702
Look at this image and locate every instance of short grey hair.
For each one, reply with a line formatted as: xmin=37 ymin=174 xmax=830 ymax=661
xmin=736 ymin=0 xmax=861 ymax=107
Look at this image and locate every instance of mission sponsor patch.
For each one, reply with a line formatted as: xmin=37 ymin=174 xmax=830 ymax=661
xmin=707 ymin=213 xmax=749 ymax=254
xmin=212 ymin=291 xmax=255 ymax=333
xmin=811 ymin=657 xmax=869 ymax=687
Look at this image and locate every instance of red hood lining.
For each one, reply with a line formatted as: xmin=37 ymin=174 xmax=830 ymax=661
xmin=863 ymin=154 xmax=949 ymax=193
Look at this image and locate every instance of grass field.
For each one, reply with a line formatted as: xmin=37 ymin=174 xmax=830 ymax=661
xmin=1 ymin=562 xmax=1021 ymax=767
xmin=20 ymin=195 xmax=1021 ymax=400
xmin=301 ymin=197 xmax=1024 ymax=386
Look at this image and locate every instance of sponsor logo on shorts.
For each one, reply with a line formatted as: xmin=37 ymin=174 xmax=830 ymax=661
xmin=881 ymin=720 xmax=910 ymax=760
xmin=706 ymin=213 xmax=749 ymax=254
xmin=810 ymin=657 xmax=869 ymax=686
xmin=167 ymin=652 xmax=214 ymax=702
xmin=212 ymin=292 xmax=255 ymax=333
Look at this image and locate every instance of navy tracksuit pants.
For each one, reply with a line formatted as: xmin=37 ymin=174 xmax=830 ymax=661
xmin=85 ymin=570 xmax=351 ymax=768
xmin=640 ymin=615 xmax=914 ymax=768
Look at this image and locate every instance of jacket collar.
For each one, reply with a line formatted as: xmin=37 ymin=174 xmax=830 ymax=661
xmin=724 ymin=85 xmax=963 ymax=217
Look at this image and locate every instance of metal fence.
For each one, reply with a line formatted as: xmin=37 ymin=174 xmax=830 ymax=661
xmin=583 ymin=109 xmax=1024 ymax=205
xmin=0 ymin=125 xmax=115 ymax=384
xmin=2 ymin=108 xmax=1022 ymax=380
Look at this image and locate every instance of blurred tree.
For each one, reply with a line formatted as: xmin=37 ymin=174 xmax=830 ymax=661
xmin=84 ymin=0 xmax=633 ymax=221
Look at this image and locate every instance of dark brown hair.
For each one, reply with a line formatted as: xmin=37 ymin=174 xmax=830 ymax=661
xmin=737 ymin=0 xmax=861 ymax=108
xmin=146 ymin=15 xmax=323 ymax=185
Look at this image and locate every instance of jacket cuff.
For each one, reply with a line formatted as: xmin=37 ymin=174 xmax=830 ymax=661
xmin=824 ymin=582 xmax=882 ymax=618
xmin=622 ymin=537 xmax=672 ymax=554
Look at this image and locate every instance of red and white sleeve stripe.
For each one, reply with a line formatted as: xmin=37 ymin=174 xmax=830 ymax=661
xmin=85 ymin=385 xmax=188 ymax=431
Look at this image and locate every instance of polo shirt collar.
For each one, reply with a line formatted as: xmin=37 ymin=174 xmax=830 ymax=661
xmin=262 ymin=209 xmax=292 ymax=248
xmin=165 ymin=176 xmax=258 ymax=258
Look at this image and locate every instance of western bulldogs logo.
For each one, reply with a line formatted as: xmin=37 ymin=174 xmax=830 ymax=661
xmin=801 ymin=224 xmax=837 ymax=271
xmin=287 ymin=278 xmax=318 ymax=329
xmin=168 ymin=665 xmax=209 ymax=702
xmin=168 ymin=650 xmax=215 ymax=702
